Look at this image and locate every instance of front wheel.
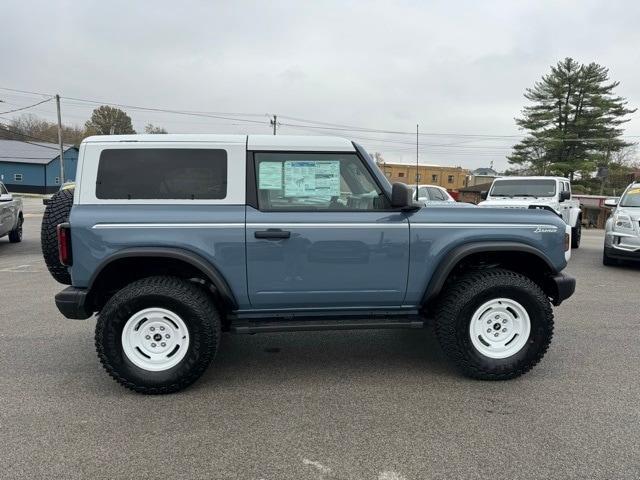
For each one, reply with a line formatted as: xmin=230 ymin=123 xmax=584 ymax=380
xmin=95 ymin=276 xmax=221 ymax=394
xmin=571 ymin=219 xmax=581 ymax=249
xmin=434 ymin=269 xmax=554 ymax=380
xmin=8 ymin=215 xmax=23 ymax=243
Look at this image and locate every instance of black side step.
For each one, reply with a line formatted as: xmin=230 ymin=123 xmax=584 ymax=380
xmin=231 ymin=318 xmax=425 ymax=334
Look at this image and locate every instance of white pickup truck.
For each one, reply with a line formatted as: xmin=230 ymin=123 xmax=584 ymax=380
xmin=479 ymin=176 xmax=582 ymax=248
xmin=0 ymin=182 xmax=23 ymax=243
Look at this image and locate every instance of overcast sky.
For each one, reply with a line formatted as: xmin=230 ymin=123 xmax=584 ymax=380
xmin=2 ymin=0 xmax=640 ymax=170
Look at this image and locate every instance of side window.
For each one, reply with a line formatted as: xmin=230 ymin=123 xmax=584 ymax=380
xmin=96 ymin=148 xmax=227 ymax=200
xmin=416 ymin=187 xmax=429 ymax=200
xmin=428 ymin=187 xmax=446 ymax=201
xmin=254 ymin=153 xmax=389 ymax=211
xmin=564 ymin=182 xmax=571 ymax=196
xmin=0 ymin=183 xmax=7 ymax=195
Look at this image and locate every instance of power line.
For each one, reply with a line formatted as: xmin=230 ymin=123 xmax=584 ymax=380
xmin=0 ymin=97 xmax=53 ymax=115
xmin=2 ymin=85 xmax=639 ymax=141
xmin=0 ymin=86 xmax=52 ymax=97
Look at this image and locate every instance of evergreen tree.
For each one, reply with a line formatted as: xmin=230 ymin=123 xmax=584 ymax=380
xmin=509 ymin=58 xmax=635 ymax=180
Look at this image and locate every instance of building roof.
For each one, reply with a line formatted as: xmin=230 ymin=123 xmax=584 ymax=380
xmin=472 ymin=167 xmax=498 ymax=176
xmin=0 ymin=139 xmax=76 ymax=165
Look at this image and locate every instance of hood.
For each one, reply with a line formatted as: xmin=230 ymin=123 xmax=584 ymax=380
xmin=409 ymin=203 xmax=567 ymax=229
xmin=478 ymin=197 xmax=556 ymax=209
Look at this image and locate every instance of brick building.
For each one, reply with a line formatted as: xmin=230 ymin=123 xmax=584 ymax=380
xmin=376 ymin=162 xmax=469 ymax=190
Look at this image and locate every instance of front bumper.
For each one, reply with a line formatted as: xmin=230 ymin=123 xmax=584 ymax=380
xmin=604 ymin=246 xmax=640 ymax=262
xmin=548 ymin=273 xmax=576 ymax=306
xmin=55 ymin=287 xmax=92 ymax=319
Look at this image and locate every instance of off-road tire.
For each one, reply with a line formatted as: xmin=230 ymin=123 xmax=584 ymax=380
xmin=571 ymin=219 xmax=581 ymax=249
xmin=95 ymin=276 xmax=221 ymax=394
xmin=434 ymin=268 xmax=554 ymax=380
xmin=41 ymin=188 xmax=74 ymax=284
xmin=8 ymin=215 xmax=23 ymax=243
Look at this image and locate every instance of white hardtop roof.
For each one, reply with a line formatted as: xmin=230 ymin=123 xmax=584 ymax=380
xmin=494 ymin=176 xmax=569 ymax=181
xmin=82 ymin=134 xmax=355 ymax=151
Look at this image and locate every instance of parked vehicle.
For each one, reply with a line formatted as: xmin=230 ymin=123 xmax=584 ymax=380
xmin=412 ymin=184 xmax=455 ymax=205
xmin=478 ymin=176 xmax=582 ymax=248
xmin=46 ymin=135 xmax=575 ymax=394
xmin=0 ymin=182 xmax=23 ymax=243
xmin=603 ymin=182 xmax=640 ymax=266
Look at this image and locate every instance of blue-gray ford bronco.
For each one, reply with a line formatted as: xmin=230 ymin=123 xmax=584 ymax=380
xmin=45 ymin=134 xmax=575 ymax=394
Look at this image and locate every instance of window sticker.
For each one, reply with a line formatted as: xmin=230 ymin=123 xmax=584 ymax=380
xmin=284 ymin=161 xmax=340 ymax=197
xmin=258 ymin=162 xmax=283 ymax=190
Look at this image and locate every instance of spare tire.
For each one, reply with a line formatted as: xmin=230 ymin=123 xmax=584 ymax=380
xmin=41 ymin=188 xmax=74 ymax=284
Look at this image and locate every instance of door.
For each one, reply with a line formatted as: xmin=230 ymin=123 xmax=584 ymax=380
xmin=246 ymin=151 xmax=410 ymax=309
xmin=559 ymin=181 xmax=572 ymax=224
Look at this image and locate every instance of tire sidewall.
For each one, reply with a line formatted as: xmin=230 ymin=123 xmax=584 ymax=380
xmin=98 ymin=288 xmax=215 ymax=390
xmin=572 ymin=221 xmax=581 ymax=248
xmin=455 ymin=283 xmax=550 ymax=371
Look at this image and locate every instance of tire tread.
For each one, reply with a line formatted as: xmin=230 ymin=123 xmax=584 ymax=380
xmin=434 ymin=268 xmax=554 ymax=380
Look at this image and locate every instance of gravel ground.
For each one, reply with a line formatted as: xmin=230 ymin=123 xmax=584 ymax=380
xmin=0 ymin=198 xmax=638 ymax=479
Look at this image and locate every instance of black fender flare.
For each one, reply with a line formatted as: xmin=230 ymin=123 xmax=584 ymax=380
xmin=87 ymin=247 xmax=238 ymax=310
xmin=421 ymin=242 xmax=558 ymax=304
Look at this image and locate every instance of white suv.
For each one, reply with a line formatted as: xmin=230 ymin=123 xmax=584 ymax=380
xmin=479 ymin=176 xmax=582 ymax=248
xmin=603 ymin=182 xmax=640 ymax=266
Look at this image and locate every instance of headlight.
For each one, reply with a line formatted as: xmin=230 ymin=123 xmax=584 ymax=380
xmin=613 ymin=213 xmax=634 ymax=231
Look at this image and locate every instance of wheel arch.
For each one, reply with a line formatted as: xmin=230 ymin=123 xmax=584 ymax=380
xmin=86 ymin=247 xmax=237 ymax=312
xmin=422 ymin=242 xmax=558 ymax=307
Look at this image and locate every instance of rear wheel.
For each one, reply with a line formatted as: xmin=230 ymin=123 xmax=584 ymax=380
xmin=95 ymin=276 xmax=221 ymax=394
xmin=434 ymin=269 xmax=554 ymax=380
xmin=571 ymin=218 xmax=581 ymax=249
xmin=41 ymin=188 xmax=74 ymax=284
xmin=8 ymin=215 xmax=23 ymax=243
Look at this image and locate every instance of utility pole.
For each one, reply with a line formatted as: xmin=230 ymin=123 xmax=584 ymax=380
xmin=270 ymin=115 xmax=277 ymax=135
xmin=55 ymin=94 xmax=65 ymax=184
xmin=415 ymin=124 xmax=419 ymax=195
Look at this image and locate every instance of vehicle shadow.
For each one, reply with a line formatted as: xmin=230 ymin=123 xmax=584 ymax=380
xmin=196 ymin=325 xmax=455 ymax=390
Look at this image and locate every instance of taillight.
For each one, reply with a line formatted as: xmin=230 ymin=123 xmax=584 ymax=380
xmin=57 ymin=223 xmax=72 ymax=266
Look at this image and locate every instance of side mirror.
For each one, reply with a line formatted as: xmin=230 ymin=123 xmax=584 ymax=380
xmin=391 ymin=182 xmax=418 ymax=210
xmin=0 ymin=193 xmax=13 ymax=202
xmin=604 ymin=197 xmax=619 ymax=208
xmin=559 ymin=190 xmax=571 ymax=202
xmin=480 ymin=191 xmax=488 ymax=200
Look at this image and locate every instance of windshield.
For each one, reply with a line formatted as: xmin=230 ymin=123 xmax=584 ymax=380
xmin=620 ymin=186 xmax=640 ymax=207
xmin=490 ymin=179 xmax=556 ymax=197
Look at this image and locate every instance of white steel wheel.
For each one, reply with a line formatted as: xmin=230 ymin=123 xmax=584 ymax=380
xmin=469 ymin=298 xmax=531 ymax=359
xmin=121 ymin=308 xmax=190 ymax=372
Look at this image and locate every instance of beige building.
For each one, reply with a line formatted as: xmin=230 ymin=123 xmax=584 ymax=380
xmin=377 ymin=162 xmax=469 ymax=190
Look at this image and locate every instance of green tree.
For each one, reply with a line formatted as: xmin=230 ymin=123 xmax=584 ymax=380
xmin=144 ymin=123 xmax=168 ymax=134
xmin=509 ymin=58 xmax=636 ymax=180
xmin=85 ymin=105 xmax=136 ymax=135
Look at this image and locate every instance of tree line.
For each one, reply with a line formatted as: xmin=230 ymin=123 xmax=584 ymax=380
xmin=0 ymin=105 xmax=167 ymax=145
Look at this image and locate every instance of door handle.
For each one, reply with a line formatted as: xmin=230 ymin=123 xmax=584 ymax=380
xmin=254 ymin=229 xmax=291 ymax=239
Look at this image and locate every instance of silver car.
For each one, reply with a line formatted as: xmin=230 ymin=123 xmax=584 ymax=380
xmin=603 ymin=182 xmax=640 ymax=266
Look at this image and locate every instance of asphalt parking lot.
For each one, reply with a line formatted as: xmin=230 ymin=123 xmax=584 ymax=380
xmin=1 ymin=198 xmax=639 ymax=480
